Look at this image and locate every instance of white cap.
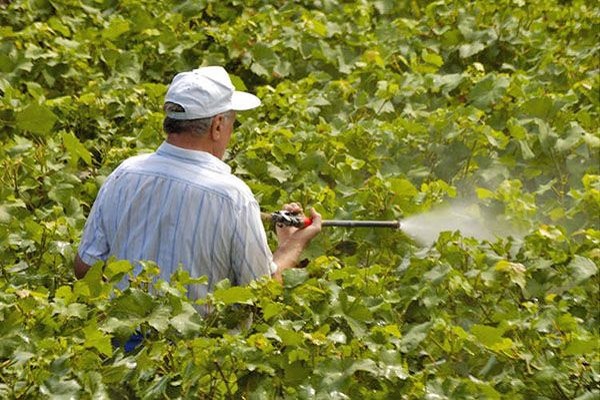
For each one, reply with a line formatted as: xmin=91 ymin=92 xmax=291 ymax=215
xmin=164 ymin=66 xmax=261 ymax=120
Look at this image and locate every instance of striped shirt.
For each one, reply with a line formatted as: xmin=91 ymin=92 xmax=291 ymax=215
xmin=78 ymin=142 xmax=276 ymax=300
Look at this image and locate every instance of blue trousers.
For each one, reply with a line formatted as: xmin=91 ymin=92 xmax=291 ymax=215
xmin=112 ymin=331 xmax=144 ymax=353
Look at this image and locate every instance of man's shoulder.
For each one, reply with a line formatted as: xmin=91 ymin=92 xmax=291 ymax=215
xmin=120 ymin=153 xmax=153 ymax=168
xmin=103 ymin=153 xmax=152 ymax=177
xmin=196 ymin=172 xmax=256 ymax=205
xmin=120 ymin=153 xmax=256 ymax=205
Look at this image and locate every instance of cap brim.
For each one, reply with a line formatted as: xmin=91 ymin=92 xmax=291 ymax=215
xmin=231 ymin=91 xmax=261 ymax=111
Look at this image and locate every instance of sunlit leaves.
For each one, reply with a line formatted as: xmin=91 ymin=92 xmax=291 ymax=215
xmin=102 ymin=16 xmax=131 ymax=41
xmin=6 ymin=232 xmax=599 ymax=398
xmin=470 ymin=324 xmax=514 ymax=352
xmin=61 ymin=131 xmax=92 ymax=167
xmin=213 ymin=285 xmax=255 ymax=305
xmin=83 ymin=319 xmax=113 ymax=357
xmin=0 ymin=0 xmax=598 ymax=398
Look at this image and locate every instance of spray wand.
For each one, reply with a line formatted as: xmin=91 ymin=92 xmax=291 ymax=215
xmin=262 ymin=211 xmax=401 ymax=230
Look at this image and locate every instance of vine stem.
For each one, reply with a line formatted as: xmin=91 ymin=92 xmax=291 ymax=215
xmin=553 ymin=380 xmax=570 ymax=400
xmin=214 ymin=360 xmax=233 ymax=398
xmin=461 ymin=139 xmax=478 ymax=181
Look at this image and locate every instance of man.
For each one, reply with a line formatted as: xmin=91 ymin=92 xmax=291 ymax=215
xmin=75 ymin=66 xmax=322 ymax=301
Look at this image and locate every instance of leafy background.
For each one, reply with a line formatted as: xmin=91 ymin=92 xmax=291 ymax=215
xmin=0 ymin=0 xmax=598 ymax=398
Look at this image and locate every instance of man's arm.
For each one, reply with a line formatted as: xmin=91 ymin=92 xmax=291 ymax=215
xmin=74 ymin=253 xmax=92 ymax=279
xmin=271 ymin=204 xmax=322 ymax=282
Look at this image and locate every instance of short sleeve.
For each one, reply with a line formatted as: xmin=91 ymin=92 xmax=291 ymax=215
xmin=230 ymin=201 xmax=274 ymax=285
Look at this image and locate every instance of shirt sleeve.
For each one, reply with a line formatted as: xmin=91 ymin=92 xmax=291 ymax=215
xmin=230 ymin=201 xmax=275 ymax=285
xmin=78 ymin=184 xmax=110 ymax=266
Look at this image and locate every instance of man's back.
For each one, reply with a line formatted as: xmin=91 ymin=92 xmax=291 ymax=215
xmin=78 ymin=142 xmax=274 ymax=300
xmin=75 ymin=66 xmax=321 ymax=295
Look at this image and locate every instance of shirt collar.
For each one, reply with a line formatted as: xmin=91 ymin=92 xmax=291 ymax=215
xmin=155 ymin=141 xmax=231 ymax=174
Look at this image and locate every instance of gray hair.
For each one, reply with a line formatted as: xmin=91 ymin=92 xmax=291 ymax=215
xmin=162 ymin=102 xmax=214 ymax=136
xmin=162 ymin=104 xmax=235 ymax=138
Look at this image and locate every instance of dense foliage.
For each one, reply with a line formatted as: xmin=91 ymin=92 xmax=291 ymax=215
xmin=0 ymin=0 xmax=598 ymax=398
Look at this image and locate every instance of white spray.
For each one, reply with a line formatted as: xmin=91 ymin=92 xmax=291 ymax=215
xmin=400 ymin=201 xmax=518 ymax=246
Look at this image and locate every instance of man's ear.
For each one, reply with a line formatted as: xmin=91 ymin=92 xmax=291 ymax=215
xmin=209 ymin=115 xmax=224 ymax=141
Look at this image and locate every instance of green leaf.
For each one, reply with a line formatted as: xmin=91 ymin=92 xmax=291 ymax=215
xmin=170 ymin=303 xmax=203 ymax=335
xmin=102 ymin=17 xmax=130 ymax=40
xmin=147 ymin=305 xmax=172 ymax=332
xmin=229 ymin=74 xmax=248 ymax=91
xmin=564 ymin=338 xmax=597 ymax=356
xmin=471 ymin=324 xmax=513 ymax=351
xmin=76 ymin=262 xmax=105 ymax=299
xmin=343 ymin=297 xmax=373 ymax=322
xmin=494 ymin=260 xmax=526 ymax=289
xmin=307 ymin=18 xmax=328 ymax=37
xmin=263 ymin=302 xmax=284 ymax=321
xmin=101 ymin=317 xmax=134 ymax=336
xmin=111 ymin=289 xmax=154 ymax=318
xmin=518 ymin=140 xmax=536 ymax=160
xmin=0 ymin=205 xmax=11 ymax=224
xmin=519 ymin=97 xmax=553 ymax=119
xmin=15 ymin=103 xmax=58 ymax=135
xmin=276 ymin=326 xmax=304 ymax=347
xmin=476 ymin=188 xmax=495 ymax=199
xmin=556 ymin=313 xmax=579 ymax=332
xmin=400 ymin=322 xmax=432 ymax=352
xmin=213 ymin=285 xmax=254 ymax=305
xmin=267 ymin=163 xmax=288 ymax=183
xmin=434 ymin=73 xmax=464 ymax=94
xmin=66 ymin=303 xmax=88 ymax=319
xmin=567 ymin=256 xmax=597 ymax=284
xmin=105 ymin=260 xmax=133 ymax=282
xmin=422 ymin=51 xmax=443 ymax=67
xmin=349 ymin=358 xmax=379 ymax=375
xmin=251 ymin=43 xmax=278 ymax=77
xmin=55 ymin=286 xmax=74 ymax=303
xmin=574 ymin=391 xmax=600 ymax=400
xmin=61 ymin=131 xmax=92 ymax=166
xmin=40 ymin=377 xmax=82 ymax=400
xmin=468 ymin=376 xmax=502 ymax=400
xmin=283 ymin=268 xmax=309 ymax=288
xmin=459 ymin=42 xmax=486 ymax=58
xmin=390 ymin=178 xmax=418 ymax=198
xmin=7 ymin=136 xmax=33 ymax=155
xmin=284 ymin=361 xmax=310 ymax=384
xmin=468 ymin=75 xmax=510 ymax=109
xmin=378 ymin=350 xmax=408 ymax=380
xmin=83 ymin=320 xmax=113 ymax=357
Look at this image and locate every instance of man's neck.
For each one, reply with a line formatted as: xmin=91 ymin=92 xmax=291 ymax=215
xmin=166 ymin=133 xmax=213 ymax=154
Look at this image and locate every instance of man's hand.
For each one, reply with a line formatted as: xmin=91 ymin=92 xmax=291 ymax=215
xmin=274 ymin=203 xmax=320 ymax=243
xmin=272 ymin=203 xmax=322 ymax=282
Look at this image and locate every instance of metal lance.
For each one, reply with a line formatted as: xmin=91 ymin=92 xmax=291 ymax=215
xmin=262 ymin=211 xmax=401 ymax=230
